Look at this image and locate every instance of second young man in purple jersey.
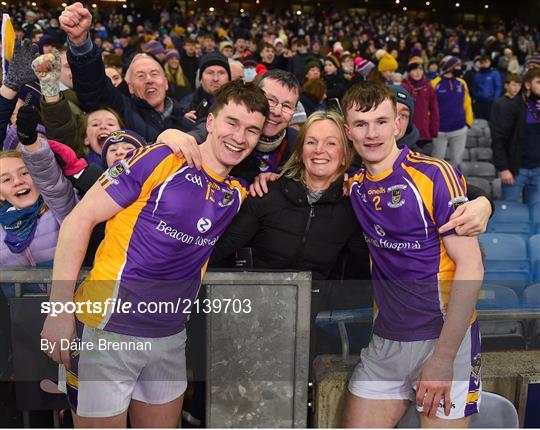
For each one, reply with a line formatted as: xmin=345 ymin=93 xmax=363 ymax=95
xmin=342 ymin=82 xmax=483 ymax=428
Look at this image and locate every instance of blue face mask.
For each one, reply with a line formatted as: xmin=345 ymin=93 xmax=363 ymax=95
xmin=243 ymin=68 xmax=257 ymax=82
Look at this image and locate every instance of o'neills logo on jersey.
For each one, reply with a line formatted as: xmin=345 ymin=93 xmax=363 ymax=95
xmin=367 ymin=187 xmax=386 ymax=195
xmin=363 ymin=233 xmax=422 ymax=252
xmin=156 ymin=220 xmax=219 ymax=247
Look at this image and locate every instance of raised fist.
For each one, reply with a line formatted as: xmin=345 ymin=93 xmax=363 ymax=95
xmin=32 ymin=50 xmax=61 ymax=97
xmin=59 ymin=2 xmax=93 ymax=46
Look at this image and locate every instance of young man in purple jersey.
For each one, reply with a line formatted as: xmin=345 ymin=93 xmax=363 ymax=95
xmin=40 ymin=78 xmax=268 ymax=426
xmin=342 ymin=81 xmax=483 ymax=428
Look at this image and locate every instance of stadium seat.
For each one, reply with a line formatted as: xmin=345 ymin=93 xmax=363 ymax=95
xmin=532 ymin=202 xmax=540 ymax=230
xmin=473 ymin=118 xmax=489 ymax=129
xmin=459 ymin=162 xmax=496 ymax=178
xmin=529 ymin=235 xmax=540 ymax=265
xmin=477 ymin=136 xmax=492 ymax=147
xmin=491 ymin=204 xmax=530 ymax=224
xmin=487 ymin=222 xmax=531 ymax=241
xmin=479 ymin=234 xmax=528 ymax=261
xmin=467 ymin=127 xmax=483 ymax=138
xmin=470 ymin=392 xmax=519 ymax=428
xmin=397 ymin=392 xmax=519 ymax=428
xmin=466 ymin=136 xmax=478 ymax=148
xmin=522 ymin=283 xmax=540 ymax=306
xmin=469 ymin=147 xmax=493 ymax=162
xmin=477 ymin=285 xmax=526 ymax=351
xmin=477 ymin=284 xmax=519 ymax=309
xmin=466 ymin=177 xmax=491 ymax=196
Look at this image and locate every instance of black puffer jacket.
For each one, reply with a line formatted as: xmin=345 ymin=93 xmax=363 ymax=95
xmin=211 ymin=176 xmax=370 ymax=281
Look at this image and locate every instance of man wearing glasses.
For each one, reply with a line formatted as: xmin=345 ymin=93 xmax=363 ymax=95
xmin=157 ymin=69 xmax=301 ymax=183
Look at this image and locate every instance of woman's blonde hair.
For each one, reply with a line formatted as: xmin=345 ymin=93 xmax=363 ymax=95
xmin=280 ymin=110 xmax=353 ymax=184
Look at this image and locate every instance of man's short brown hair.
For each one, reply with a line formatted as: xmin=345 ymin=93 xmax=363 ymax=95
xmin=342 ymin=81 xmax=397 ymax=121
xmin=211 ymin=80 xmax=270 ymax=119
xmin=524 ymin=67 xmax=540 ymax=84
xmin=260 ymin=42 xmax=275 ymax=53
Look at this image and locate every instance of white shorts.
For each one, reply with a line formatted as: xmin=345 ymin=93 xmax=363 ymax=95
xmin=59 ymin=321 xmax=187 ymax=418
xmin=348 ymin=322 xmax=482 ymax=419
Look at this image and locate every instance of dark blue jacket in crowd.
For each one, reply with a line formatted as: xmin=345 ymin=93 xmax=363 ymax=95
xmin=67 ymin=38 xmax=193 ymax=143
xmin=472 ymin=68 xmax=503 ymax=103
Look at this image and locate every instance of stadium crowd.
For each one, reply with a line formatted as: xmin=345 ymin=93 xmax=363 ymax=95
xmin=0 ymin=0 xmax=539 ymax=427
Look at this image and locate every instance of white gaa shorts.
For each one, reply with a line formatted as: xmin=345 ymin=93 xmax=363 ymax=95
xmin=348 ymin=322 xmax=481 ymax=419
xmin=58 ymin=321 xmax=188 ymax=418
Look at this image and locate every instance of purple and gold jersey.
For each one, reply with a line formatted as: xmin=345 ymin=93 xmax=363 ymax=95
xmin=348 ymin=146 xmax=474 ymax=341
xmin=74 ymin=144 xmax=247 ymax=337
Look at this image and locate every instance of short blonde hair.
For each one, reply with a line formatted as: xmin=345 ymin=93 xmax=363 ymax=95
xmin=280 ymin=110 xmax=353 ymax=184
xmin=0 ymin=150 xmax=23 ymax=160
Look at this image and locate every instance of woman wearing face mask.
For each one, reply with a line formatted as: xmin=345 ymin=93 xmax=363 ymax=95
xmin=430 ymin=56 xmax=473 ymax=167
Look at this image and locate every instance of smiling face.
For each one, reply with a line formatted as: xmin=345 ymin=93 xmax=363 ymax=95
xmin=127 ymin=56 xmax=168 ymax=111
xmin=84 ymin=110 xmax=122 ymax=155
xmin=345 ymin=98 xmax=400 ymax=173
xmin=260 ymin=78 xmax=299 ymax=137
xmin=205 ymin=101 xmax=266 ymax=172
xmin=0 ymin=156 xmax=40 ymax=210
xmin=302 ymin=119 xmax=345 ymax=190
xmin=260 ymin=47 xmax=275 ymax=64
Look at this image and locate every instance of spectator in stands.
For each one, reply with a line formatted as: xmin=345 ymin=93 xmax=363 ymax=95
xmin=163 ymin=49 xmax=191 ymax=100
xmin=502 ymin=73 xmax=523 ymax=99
xmin=304 ymin=60 xmax=323 ymax=82
xmin=299 ymin=78 xmax=326 ymax=117
xmin=375 ymin=49 xmax=398 ymax=84
xmin=180 ymin=39 xmax=199 ymax=89
xmin=401 ymin=55 xmax=440 ymax=148
xmin=157 ymin=69 xmax=301 ymax=183
xmin=219 ymin=41 xmax=234 ymax=59
xmin=60 ymin=4 xmax=194 ymax=143
xmin=228 ymin=59 xmax=244 ymax=81
xmin=22 ymin=11 xmax=42 ymax=39
xmin=425 ymin=60 xmax=439 ymax=80
xmin=259 ymin=43 xmax=277 ymax=70
xmin=0 ymin=105 xmax=77 ymax=273
xmin=323 ymin=55 xmax=348 ymax=101
xmin=472 ymin=55 xmax=503 ymax=120
xmin=341 ymin=54 xmax=355 ymax=82
xmin=179 ymin=51 xmax=231 ymax=124
xmin=524 ymin=53 xmax=540 ymax=72
xmin=431 ymin=56 xmax=473 ymax=166
xmin=289 ymin=38 xmax=317 ymax=84
xmin=491 ymin=68 xmax=540 ymax=204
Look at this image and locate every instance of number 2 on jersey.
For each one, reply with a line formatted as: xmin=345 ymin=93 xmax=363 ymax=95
xmin=372 ymin=196 xmax=382 ymax=211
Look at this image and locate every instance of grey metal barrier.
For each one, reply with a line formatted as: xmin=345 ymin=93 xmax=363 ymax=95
xmin=0 ymin=268 xmax=311 ymax=428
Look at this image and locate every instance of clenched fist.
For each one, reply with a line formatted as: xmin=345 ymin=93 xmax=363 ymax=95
xmin=59 ymin=2 xmax=93 ymax=46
